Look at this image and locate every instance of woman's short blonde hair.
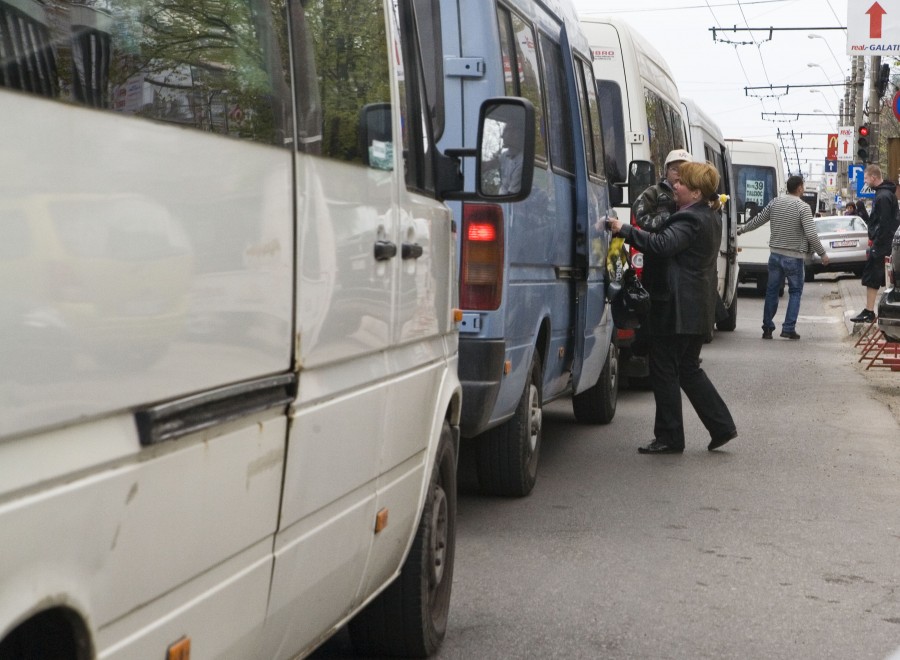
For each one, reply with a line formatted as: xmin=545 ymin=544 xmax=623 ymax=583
xmin=678 ymin=162 xmax=721 ymax=210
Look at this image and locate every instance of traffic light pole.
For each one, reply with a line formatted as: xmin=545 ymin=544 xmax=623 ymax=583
xmin=868 ymin=55 xmax=882 ymax=166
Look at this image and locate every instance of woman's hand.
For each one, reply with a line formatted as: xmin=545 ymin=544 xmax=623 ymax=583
xmin=608 ymin=215 xmax=624 ymax=234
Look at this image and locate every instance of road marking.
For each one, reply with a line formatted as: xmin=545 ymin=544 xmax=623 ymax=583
xmin=797 ymin=315 xmax=840 ymax=324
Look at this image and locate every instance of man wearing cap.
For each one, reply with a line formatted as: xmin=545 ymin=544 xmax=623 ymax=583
xmin=632 ymin=148 xmax=693 ymax=232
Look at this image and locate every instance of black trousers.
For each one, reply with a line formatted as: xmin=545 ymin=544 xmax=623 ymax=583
xmin=650 ymin=333 xmax=736 ymax=448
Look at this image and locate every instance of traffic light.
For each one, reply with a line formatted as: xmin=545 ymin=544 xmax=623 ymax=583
xmin=877 ymin=62 xmax=891 ymax=98
xmin=858 ymin=124 xmax=870 ymax=162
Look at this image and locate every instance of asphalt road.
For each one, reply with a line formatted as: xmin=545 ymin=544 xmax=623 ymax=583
xmin=317 ymin=277 xmax=900 ymax=660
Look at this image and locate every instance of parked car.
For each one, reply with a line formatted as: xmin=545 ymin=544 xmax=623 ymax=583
xmin=804 ymin=215 xmax=869 ymax=281
xmin=877 ymin=226 xmax=900 ymax=342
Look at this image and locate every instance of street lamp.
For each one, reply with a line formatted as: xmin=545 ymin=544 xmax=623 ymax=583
xmin=809 ymin=89 xmax=836 ymax=115
xmin=807 ymin=62 xmax=843 ymax=103
xmin=808 ymin=33 xmax=845 ymax=75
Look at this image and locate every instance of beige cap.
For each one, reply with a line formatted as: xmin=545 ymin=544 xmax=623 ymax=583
xmin=664 ymin=149 xmax=693 ymax=168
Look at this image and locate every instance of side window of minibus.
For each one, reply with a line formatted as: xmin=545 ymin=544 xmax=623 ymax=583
xmin=497 ymin=7 xmax=548 ymax=166
xmin=538 ymin=33 xmax=574 ymax=176
xmin=411 ymin=0 xmax=445 ymax=142
xmin=595 ymin=79 xmax=626 ymax=185
xmin=644 ymin=88 xmax=668 ymax=176
xmin=295 ymin=0 xmax=393 ymax=166
xmin=0 ymin=0 xmax=293 ymax=146
xmin=575 ymin=57 xmax=606 ymax=181
xmin=668 ymin=104 xmax=686 ymax=150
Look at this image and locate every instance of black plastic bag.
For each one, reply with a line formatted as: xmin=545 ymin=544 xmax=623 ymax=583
xmin=622 ymin=268 xmax=650 ymax=315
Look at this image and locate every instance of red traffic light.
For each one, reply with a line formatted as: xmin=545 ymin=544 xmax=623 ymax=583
xmin=859 ymin=125 xmax=870 ymax=137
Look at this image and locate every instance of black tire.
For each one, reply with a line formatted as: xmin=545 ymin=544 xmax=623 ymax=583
xmin=716 ymin=295 xmax=738 ymax=331
xmin=572 ymin=341 xmax=618 ymax=424
xmin=348 ymin=421 xmax=457 ymax=657
xmin=804 ymin=268 xmax=815 ymax=283
xmin=475 ymin=351 xmax=542 ymax=497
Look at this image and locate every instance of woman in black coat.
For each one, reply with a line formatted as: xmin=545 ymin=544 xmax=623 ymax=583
xmin=610 ymin=162 xmax=737 ymax=454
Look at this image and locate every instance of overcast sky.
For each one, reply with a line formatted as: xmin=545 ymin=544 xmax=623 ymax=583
xmin=573 ymin=0 xmax=852 ymax=181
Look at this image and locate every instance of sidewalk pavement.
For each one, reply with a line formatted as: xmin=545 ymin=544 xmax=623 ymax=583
xmin=837 ymin=276 xmax=870 ymax=336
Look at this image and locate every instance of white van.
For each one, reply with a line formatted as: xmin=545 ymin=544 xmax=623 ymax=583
xmin=0 ymin=2 xmax=532 ymax=658
xmin=726 ymin=139 xmax=787 ymax=293
xmin=580 ymin=16 xmax=688 ymax=382
xmin=581 ymin=16 xmax=688 ymax=218
xmin=682 ymin=98 xmax=739 ymax=330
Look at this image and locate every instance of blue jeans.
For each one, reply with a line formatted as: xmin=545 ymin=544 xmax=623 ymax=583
xmin=763 ymin=253 xmax=805 ymax=333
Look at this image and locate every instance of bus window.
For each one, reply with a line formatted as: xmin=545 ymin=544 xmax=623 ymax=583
xmin=539 ymin=33 xmax=574 ymax=176
xmin=596 ymin=79 xmax=626 ymax=185
xmin=0 ymin=0 xmax=293 ymax=146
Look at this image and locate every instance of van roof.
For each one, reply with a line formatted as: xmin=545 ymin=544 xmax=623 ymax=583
xmin=580 ymin=16 xmax=677 ymax=89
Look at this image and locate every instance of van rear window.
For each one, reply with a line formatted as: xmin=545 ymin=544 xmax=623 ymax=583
xmin=733 ymin=165 xmax=777 ymax=219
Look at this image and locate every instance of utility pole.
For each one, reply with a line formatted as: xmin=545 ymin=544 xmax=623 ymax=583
xmin=849 ymin=56 xmax=866 ymax=201
xmin=868 ymin=55 xmax=882 ymax=166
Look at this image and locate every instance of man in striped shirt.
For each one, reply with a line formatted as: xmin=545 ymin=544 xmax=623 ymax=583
xmin=737 ymin=175 xmax=829 ymax=340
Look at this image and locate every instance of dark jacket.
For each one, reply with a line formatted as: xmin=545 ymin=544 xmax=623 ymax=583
xmin=868 ymin=180 xmax=899 ymax=257
xmin=632 ymin=179 xmax=676 ymax=232
xmin=619 ymin=201 xmax=721 ymax=336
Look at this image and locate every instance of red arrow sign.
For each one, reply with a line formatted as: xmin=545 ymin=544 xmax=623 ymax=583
xmin=843 ymin=139 xmax=850 ymax=154
xmin=867 ymin=2 xmax=887 ymax=39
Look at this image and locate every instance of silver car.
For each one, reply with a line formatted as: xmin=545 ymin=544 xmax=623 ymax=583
xmin=805 ymin=215 xmax=869 ymax=282
xmin=877 ymin=227 xmax=900 ymax=343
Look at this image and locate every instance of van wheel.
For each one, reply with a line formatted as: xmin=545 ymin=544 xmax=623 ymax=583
xmin=572 ymin=341 xmax=618 ymax=424
xmin=716 ymin=295 xmax=738 ymax=331
xmin=348 ymin=421 xmax=457 ymax=657
xmin=476 ymin=351 xmax=542 ymax=497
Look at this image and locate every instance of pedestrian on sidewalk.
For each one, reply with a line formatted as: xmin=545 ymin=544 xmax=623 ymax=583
xmin=849 ymin=165 xmax=899 ymax=323
xmin=609 ymin=162 xmax=737 ymax=454
xmin=737 ymin=175 xmax=829 ymax=340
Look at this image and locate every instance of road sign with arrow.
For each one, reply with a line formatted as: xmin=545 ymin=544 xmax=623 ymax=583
xmin=847 ymin=0 xmax=900 ymax=54
xmin=837 ymin=126 xmax=855 ymax=162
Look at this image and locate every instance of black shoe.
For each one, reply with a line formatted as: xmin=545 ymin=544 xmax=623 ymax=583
xmin=780 ymin=330 xmax=801 ymax=340
xmin=850 ymin=309 xmax=876 ymax=323
xmin=762 ymin=329 xmax=773 ymax=339
xmin=708 ymin=429 xmax=738 ymax=451
xmin=638 ymin=440 xmax=684 ymax=454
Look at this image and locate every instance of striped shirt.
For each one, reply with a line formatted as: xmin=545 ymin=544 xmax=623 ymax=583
xmin=742 ymin=194 xmax=826 ymax=259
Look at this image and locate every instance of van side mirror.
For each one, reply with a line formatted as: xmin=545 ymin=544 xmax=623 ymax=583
xmin=627 ymin=160 xmax=655 ymax=204
xmin=475 ymin=98 xmax=535 ymax=201
xmin=359 ymin=102 xmax=393 ymax=170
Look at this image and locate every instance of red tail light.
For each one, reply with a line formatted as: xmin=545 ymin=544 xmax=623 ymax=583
xmin=460 ymin=203 xmax=504 ymax=310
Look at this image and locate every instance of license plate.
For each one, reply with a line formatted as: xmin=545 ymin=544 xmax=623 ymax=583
xmin=831 ymin=239 xmax=857 ymax=248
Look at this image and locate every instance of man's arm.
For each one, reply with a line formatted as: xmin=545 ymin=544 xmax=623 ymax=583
xmin=738 ymin=201 xmax=772 ymax=235
xmin=800 ymin=202 xmax=829 ymax=263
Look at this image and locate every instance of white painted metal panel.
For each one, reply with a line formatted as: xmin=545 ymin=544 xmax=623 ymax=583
xmin=0 ymin=94 xmax=293 ymax=439
xmin=0 ymin=415 xmax=285 ymax=655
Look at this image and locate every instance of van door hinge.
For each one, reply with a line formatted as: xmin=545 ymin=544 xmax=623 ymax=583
xmin=445 ymin=57 xmax=485 ymax=78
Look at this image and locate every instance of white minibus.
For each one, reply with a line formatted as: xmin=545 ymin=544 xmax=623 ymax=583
xmin=580 ymin=15 xmax=688 ymax=383
xmin=682 ymin=98 xmax=739 ymax=330
xmin=0 ymin=1 xmax=533 ymax=657
xmin=726 ymin=139 xmax=787 ymax=293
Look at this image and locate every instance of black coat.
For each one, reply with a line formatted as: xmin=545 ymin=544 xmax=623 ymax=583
xmin=620 ymin=201 xmax=721 ymax=336
xmin=868 ymin=180 xmax=899 ymax=258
